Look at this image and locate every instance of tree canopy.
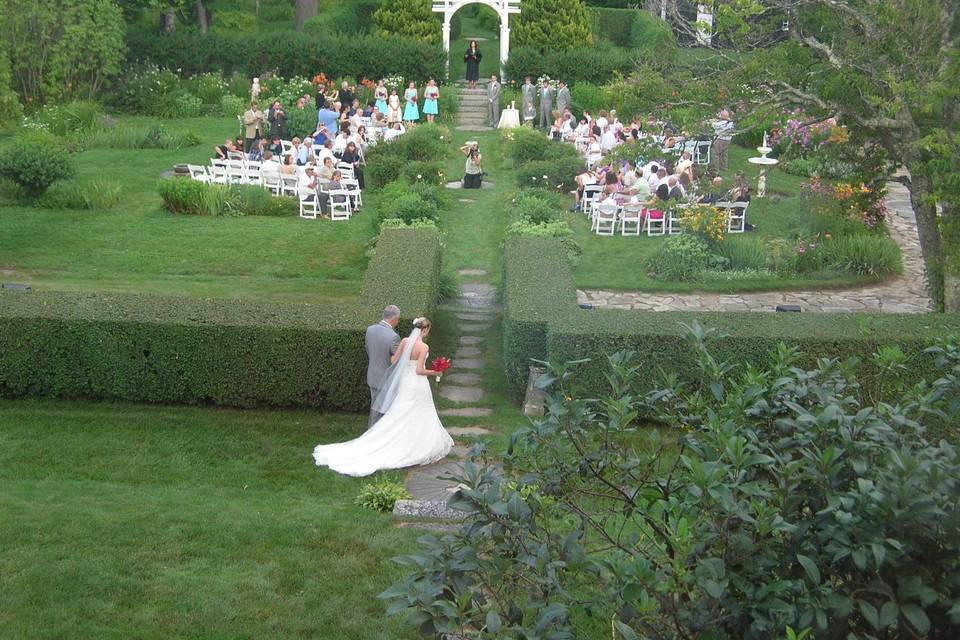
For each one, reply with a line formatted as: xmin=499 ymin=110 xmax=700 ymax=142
xmin=514 ymin=0 xmax=594 ymax=51
xmin=373 ymin=0 xmax=442 ymax=45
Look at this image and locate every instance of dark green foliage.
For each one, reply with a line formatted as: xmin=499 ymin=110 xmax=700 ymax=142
xmin=210 ymin=10 xmax=257 ymax=33
xmin=513 ymin=0 xmax=593 ymax=51
xmin=383 ymin=330 xmax=960 ymax=637
xmin=646 ymin=234 xmax=727 ymax=281
xmin=29 ymin=100 xmax=104 ymax=136
xmin=509 ymin=189 xmax=562 ymax=224
xmin=515 ymin=156 xmax=584 ymax=192
xmin=716 ymin=235 xmax=769 ymax=271
xmin=0 ymin=133 xmax=75 ymax=197
xmin=282 ymin=106 xmax=317 ymax=140
xmin=630 ymin=9 xmax=676 ymax=56
xmin=505 ymin=45 xmax=633 ymax=83
xmin=124 ymin=28 xmax=445 ymax=84
xmin=354 ymin=478 xmax=411 ymax=512
xmin=37 ymin=179 xmax=122 ymax=210
xmin=0 ymin=228 xmax=440 ymax=411
xmin=401 ymin=161 xmax=446 ymax=186
xmin=157 ymin=179 xmax=297 ymax=217
xmin=502 ymin=236 xmax=960 ymax=401
xmin=508 ymin=126 xmax=553 ymax=165
xmin=589 ymin=7 xmax=635 ymax=46
xmin=86 ymin=123 xmax=202 ymax=150
xmin=366 ymin=155 xmax=405 ymax=188
xmin=372 ymin=0 xmax=441 ymax=44
xmin=302 ymin=0 xmax=382 ymax=35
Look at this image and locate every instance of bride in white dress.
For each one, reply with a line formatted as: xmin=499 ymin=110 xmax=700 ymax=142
xmin=312 ymin=317 xmax=454 ymax=477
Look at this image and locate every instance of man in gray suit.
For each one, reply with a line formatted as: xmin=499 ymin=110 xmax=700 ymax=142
xmin=521 ymin=76 xmax=536 ymax=127
xmin=365 ymin=304 xmax=401 ymax=426
xmin=487 ymin=75 xmax=501 ymax=128
xmin=556 ymin=81 xmax=571 ymax=115
xmin=538 ymin=79 xmax=554 ymax=128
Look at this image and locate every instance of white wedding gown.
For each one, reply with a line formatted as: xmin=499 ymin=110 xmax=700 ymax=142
xmin=312 ymin=354 xmax=454 ymax=477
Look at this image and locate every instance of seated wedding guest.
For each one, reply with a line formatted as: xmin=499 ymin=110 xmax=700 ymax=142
xmin=332 ymin=127 xmax=352 ymax=156
xmin=573 ymin=118 xmax=589 ymax=139
xmin=372 ymin=109 xmax=387 ymax=128
xmin=596 ymin=110 xmax=609 ymax=131
xmin=570 ymin=168 xmax=599 ymax=211
xmin=657 ymin=175 xmax=683 ymax=201
xmin=675 ymin=151 xmax=694 ymax=181
xmin=622 ymin=163 xmax=639 ymax=190
xmin=289 ymin=137 xmax=302 ymax=162
xmin=338 ymin=105 xmax=350 ymax=129
xmin=268 ymin=136 xmax=284 ymax=158
xmin=281 ymin=154 xmax=297 ymax=175
xmin=316 ymin=139 xmax=336 ymax=166
xmin=729 ymin=172 xmax=752 ymax=202
xmin=560 ymin=114 xmax=575 ymax=140
xmin=362 ymin=102 xmax=375 ymax=118
xmin=355 ymin=126 xmax=369 ymax=154
xmin=678 ymin=171 xmax=693 ymax=194
xmin=669 ymin=174 xmax=686 ymax=198
xmin=549 ymin=111 xmax=563 ymax=141
xmin=699 ymin=176 xmax=725 ymax=203
xmin=341 ymin=141 xmax=364 ymax=189
xmin=384 ymin=122 xmax=406 ymax=141
xmin=600 ymin=125 xmax=618 ymax=153
xmin=234 ymin=136 xmax=245 ymax=152
xmin=610 ymin=110 xmax=623 ymax=135
xmin=297 ymin=138 xmax=314 ymax=165
xmin=298 ymin=165 xmax=319 ymax=202
xmin=261 ymin=150 xmax=281 ymax=182
xmin=629 ymin=169 xmax=652 ymax=200
xmin=247 ymin=138 xmax=265 ymax=162
xmin=461 ymin=143 xmax=483 ymax=189
xmin=317 ymin=156 xmax=335 ymax=185
xmin=640 ymin=161 xmax=658 ymax=180
xmin=582 ymin=110 xmax=592 ymax=124
xmin=647 ymin=165 xmax=663 ymax=191
xmin=213 ymin=138 xmax=237 ymax=159
xmin=311 ymin=125 xmax=330 ymax=146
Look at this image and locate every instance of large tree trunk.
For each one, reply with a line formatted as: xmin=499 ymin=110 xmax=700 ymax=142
xmin=942 ymin=201 xmax=960 ymax=311
xmin=161 ymin=7 xmax=176 ymax=34
xmin=294 ymin=0 xmax=318 ymax=31
xmin=905 ymin=168 xmax=944 ymax=309
xmin=196 ymin=0 xmax=208 ymax=34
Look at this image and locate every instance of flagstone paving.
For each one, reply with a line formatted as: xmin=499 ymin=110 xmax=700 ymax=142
xmin=578 ymin=183 xmax=932 ymax=314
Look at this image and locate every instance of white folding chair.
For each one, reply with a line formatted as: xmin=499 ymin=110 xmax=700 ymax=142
xmin=337 ymin=163 xmax=355 ymax=180
xmin=581 ymin=185 xmax=603 ymax=216
xmin=225 ymin=161 xmax=245 ymax=184
xmin=299 ymin=189 xmax=319 ymax=220
xmin=187 ymin=165 xmax=210 ymax=183
xmin=280 ymin=175 xmax=299 ymax=198
xmin=726 ymin=202 xmax=748 ymax=233
xmin=243 ymin=168 xmax=262 ymax=186
xmin=227 ymin=151 xmax=245 ymax=162
xmin=262 ymin=173 xmax=282 ymax=196
xmin=341 ymin=178 xmax=362 ymax=210
xmin=281 ymin=140 xmax=293 ymax=155
xmin=668 ymin=205 xmax=685 ymax=235
xmin=695 ymin=140 xmax=712 ymax=165
xmin=645 ymin=208 xmax=666 ymax=236
xmin=594 ymin=201 xmax=618 ymax=236
xmin=328 ymin=189 xmax=353 ymax=221
xmin=207 ymin=165 xmax=229 ymax=185
xmin=621 ymin=204 xmax=643 ymax=236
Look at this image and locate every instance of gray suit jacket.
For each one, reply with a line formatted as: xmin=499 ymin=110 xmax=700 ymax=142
xmin=539 ymin=87 xmax=554 ymax=111
xmin=488 ymin=81 xmax=501 ymax=103
xmin=365 ymin=322 xmax=400 ymax=390
xmin=557 ymin=87 xmax=571 ymax=113
xmin=521 ymin=83 xmax=536 ymax=108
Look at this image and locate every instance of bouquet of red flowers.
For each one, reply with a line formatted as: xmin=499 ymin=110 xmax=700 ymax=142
xmin=430 ymin=356 xmax=451 ymax=383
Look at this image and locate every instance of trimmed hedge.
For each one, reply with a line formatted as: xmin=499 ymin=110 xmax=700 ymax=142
xmin=504 ymin=45 xmax=634 ymax=84
xmin=502 ymin=236 xmax=960 ymax=401
xmin=0 ymin=228 xmax=441 ymax=412
xmin=589 ymin=8 xmax=636 ymax=47
xmin=124 ymin=28 xmax=445 ymax=82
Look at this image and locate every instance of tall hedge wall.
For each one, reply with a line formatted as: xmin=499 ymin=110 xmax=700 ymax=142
xmin=589 ymin=8 xmax=636 ymax=47
xmin=124 ymin=28 xmax=446 ymax=81
xmin=0 ymin=228 xmax=441 ymax=412
xmin=502 ymin=236 xmax=960 ymax=401
xmin=504 ymin=45 xmax=634 ymax=84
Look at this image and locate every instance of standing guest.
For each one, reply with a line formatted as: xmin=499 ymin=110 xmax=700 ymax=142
xmin=461 ymin=143 xmax=483 ymax=189
xmin=338 ymin=105 xmax=351 ymax=130
xmin=267 ymin=100 xmax=286 ymax=140
xmin=521 ymin=77 xmax=536 ymax=124
xmin=317 ymin=100 xmax=340 ymax=136
xmin=538 ymin=79 xmax=554 ymax=129
xmin=464 ymin=40 xmax=482 ymax=89
xmin=556 ymin=81 xmax=571 ymax=114
xmin=600 ymin=125 xmax=618 ymax=153
xmin=341 ymin=141 xmax=365 ymax=189
xmin=403 ymin=81 xmax=419 ymax=124
xmin=711 ymin=109 xmax=734 ymax=172
xmin=374 ymin=80 xmax=389 ymax=114
xmin=522 ymin=98 xmax=536 ymax=127
xmin=338 ymin=81 xmax=355 ymax=111
xmin=387 ymin=89 xmax=402 ymax=125
xmin=586 ymin=135 xmax=603 ymax=167
xmin=487 ymin=75 xmax=501 ymax=127
xmin=241 ymin=101 xmax=265 ymax=153
xmin=422 ymin=78 xmax=440 ymax=124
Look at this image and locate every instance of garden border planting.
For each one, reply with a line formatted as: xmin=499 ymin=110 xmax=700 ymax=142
xmin=0 ymin=228 xmax=441 ymax=412
xmin=503 ymin=236 xmax=960 ymax=400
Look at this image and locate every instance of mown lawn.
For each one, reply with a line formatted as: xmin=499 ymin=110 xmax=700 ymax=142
xmin=570 ymin=145 xmax=884 ymax=293
xmin=0 ymin=399 xmax=420 ymax=639
xmin=0 ymin=116 xmax=376 ymax=304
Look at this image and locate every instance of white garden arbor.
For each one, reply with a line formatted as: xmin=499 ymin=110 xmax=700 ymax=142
xmin=432 ymin=0 xmax=521 ymax=81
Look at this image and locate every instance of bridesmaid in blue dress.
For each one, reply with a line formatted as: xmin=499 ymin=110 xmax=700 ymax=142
xmin=403 ymin=82 xmax=420 ymax=123
xmin=422 ymin=78 xmax=439 ymax=123
xmin=374 ymin=80 xmax=388 ymax=115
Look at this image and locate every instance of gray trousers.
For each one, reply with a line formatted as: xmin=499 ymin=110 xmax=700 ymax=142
xmin=368 ymin=385 xmax=383 ymax=427
xmin=489 ymin=99 xmax=499 ymax=127
xmin=539 ymin=106 xmax=552 ymax=128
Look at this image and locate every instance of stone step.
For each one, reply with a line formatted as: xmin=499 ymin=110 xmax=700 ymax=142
xmin=454 ymin=125 xmax=495 ymax=132
xmin=457 ymin=117 xmax=489 ymax=124
xmin=438 ymin=384 xmax=485 ymax=403
xmin=455 ymin=346 xmax=483 ymax=358
xmin=445 ymin=372 xmax=482 ymax=385
xmin=456 ymin=312 xmax=493 ymax=321
xmin=393 ymin=499 xmax=464 ymax=520
xmin=453 ymin=357 xmax=485 ymax=369
xmin=457 ymin=268 xmax=488 ymax=277
xmin=460 ymin=323 xmax=492 ymax=334
xmin=440 ymin=407 xmax=492 ymax=417
xmin=448 ymin=426 xmax=492 ymax=436
xmin=459 ymin=336 xmax=483 ymax=346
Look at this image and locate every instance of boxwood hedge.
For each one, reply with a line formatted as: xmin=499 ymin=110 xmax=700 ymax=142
xmin=0 ymin=228 xmax=441 ymax=412
xmin=503 ymin=236 xmax=960 ymax=401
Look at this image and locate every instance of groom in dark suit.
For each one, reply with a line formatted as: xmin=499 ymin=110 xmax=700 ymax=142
xmin=366 ymin=305 xmax=401 ymax=427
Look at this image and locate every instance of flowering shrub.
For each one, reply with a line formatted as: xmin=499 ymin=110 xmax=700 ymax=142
xmin=382 ymin=75 xmax=405 ymax=91
xmin=259 ymin=75 xmax=314 ymax=111
xmin=108 ymin=64 xmax=182 ymax=115
xmin=646 ymin=233 xmax=727 ymax=281
xmin=679 ymin=204 xmax=727 ymax=242
xmin=803 ymin=175 xmax=887 ymax=229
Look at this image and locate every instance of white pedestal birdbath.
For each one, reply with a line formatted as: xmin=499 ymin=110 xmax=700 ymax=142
xmin=748 ymin=132 xmax=779 ymax=198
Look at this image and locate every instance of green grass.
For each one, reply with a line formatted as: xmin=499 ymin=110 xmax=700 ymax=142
xmin=0 ymin=116 xmax=376 ymax=303
xmin=0 ymin=399 xmax=421 ymax=639
xmin=571 ymin=145 xmax=885 ymax=293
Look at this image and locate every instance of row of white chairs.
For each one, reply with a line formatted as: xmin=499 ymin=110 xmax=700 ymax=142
xmin=298 ymin=187 xmax=355 ymax=221
xmin=589 ymin=199 xmax=748 ymax=237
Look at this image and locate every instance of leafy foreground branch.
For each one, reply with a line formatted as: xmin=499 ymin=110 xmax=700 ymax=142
xmin=381 ymin=323 xmax=960 ymax=639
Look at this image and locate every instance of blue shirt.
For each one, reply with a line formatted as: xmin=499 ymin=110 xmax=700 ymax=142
xmin=297 ymin=145 xmax=310 ymax=165
xmin=317 ymin=108 xmax=339 ymax=134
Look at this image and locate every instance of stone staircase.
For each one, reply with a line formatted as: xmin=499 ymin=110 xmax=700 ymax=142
xmin=393 ymin=277 xmax=498 ymax=527
xmin=456 ymin=84 xmax=493 ymax=132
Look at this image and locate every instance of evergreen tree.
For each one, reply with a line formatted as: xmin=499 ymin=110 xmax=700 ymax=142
xmin=373 ymin=0 xmax=441 ymax=45
xmin=514 ymin=0 xmax=593 ymax=51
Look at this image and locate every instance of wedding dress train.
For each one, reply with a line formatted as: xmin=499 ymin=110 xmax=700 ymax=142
xmin=312 ymin=355 xmax=453 ymax=477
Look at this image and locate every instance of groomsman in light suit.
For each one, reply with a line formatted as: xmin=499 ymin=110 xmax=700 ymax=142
xmin=365 ymin=305 xmax=401 ymax=427
xmin=521 ymin=76 xmax=536 ymax=127
xmin=556 ymin=81 xmax=571 ymax=115
xmin=538 ymin=79 xmax=554 ymax=128
xmin=487 ymin=75 xmax=501 ymax=127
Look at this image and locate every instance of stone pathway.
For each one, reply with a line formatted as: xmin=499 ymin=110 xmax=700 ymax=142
xmin=394 ymin=274 xmax=498 ymax=523
xmin=455 ymin=85 xmax=494 ymax=132
xmin=578 ymin=183 xmax=932 ymax=314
